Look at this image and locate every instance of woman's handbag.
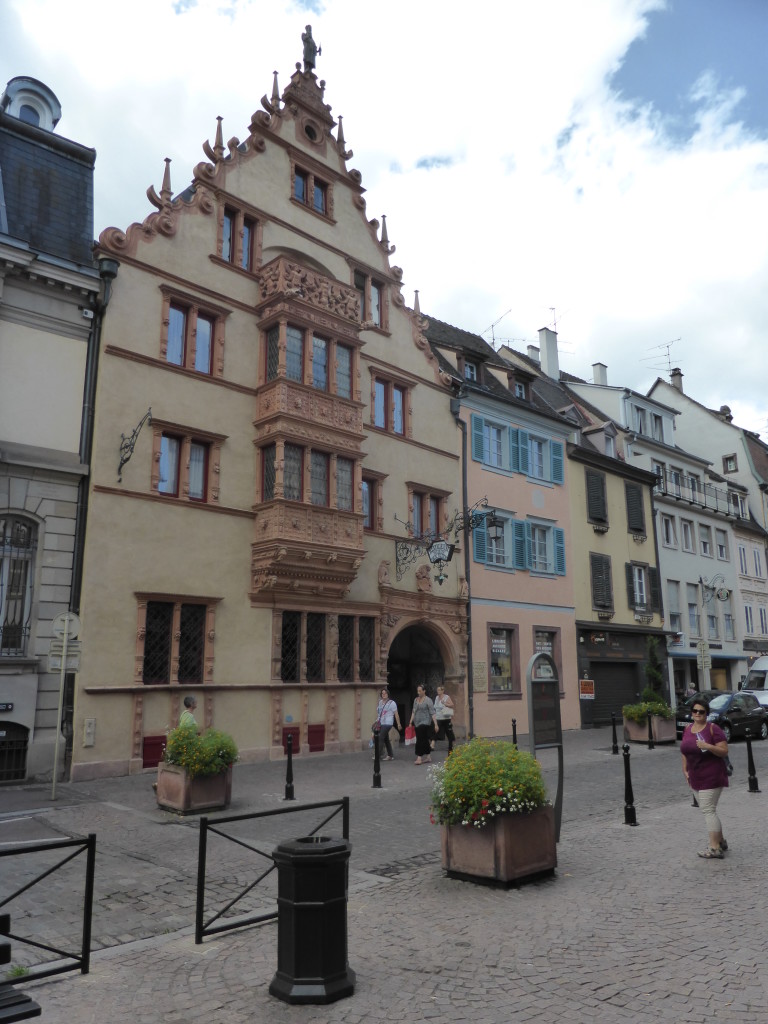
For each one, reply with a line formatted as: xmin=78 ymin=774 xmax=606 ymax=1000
xmin=404 ymin=724 xmax=416 ymax=746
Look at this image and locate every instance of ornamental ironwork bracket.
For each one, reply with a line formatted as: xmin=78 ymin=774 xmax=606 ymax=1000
xmin=395 ymin=537 xmax=429 ymax=581
xmin=118 ymin=408 xmax=152 ymax=482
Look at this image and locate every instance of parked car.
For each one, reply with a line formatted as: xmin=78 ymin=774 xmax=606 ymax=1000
xmin=676 ymin=691 xmax=767 ymax=743
xmin=741 ymin=656 xmax=768 ymax=714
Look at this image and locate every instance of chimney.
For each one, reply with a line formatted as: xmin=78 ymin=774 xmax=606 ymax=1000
xmin=527 ymin=344 xmax=540 ymax=364
xmin=538 ymin=327 xmax=559 ymax=380
xmin=592 ymin=362 xmax=608 ymax=386
xmin=670 ymin=367 xmax=684 ymax=392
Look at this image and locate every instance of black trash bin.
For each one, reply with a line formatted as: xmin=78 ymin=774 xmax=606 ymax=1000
xmin=269 ymin=835 xmax=355 ymax=1005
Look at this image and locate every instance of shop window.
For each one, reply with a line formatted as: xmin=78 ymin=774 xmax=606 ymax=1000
xmin=488 ymin=626 xmax=521 ymax=696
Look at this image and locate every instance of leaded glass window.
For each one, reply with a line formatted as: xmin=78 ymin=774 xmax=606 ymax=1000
xmin=312 ymin=336 xmax=328 ymax=390
xmin=359 ymin=618 xmax=375 ymax=681
xmin=337 ymin=345 xmax=352 ymax=399
xmin=337 ymin=458 xmax=353 ymax=511
xmin=310 ymin=452 xmax=329 ymax=506
xmin=306 ymin=613 xmax=325 ymax=681
xmin=286 ymin=327 xmax=303 ymax=382
xmin=281 ymin=611 xmax=300 ymax=682
xmin=143 ymin=602 xmax=173 ymax=684
xmin=338 ymin=615 xmax=354 ymax=682
xmin=178 ymin=604 xmax=206 ymax=683
xmin=262 ymin=444 xmax=276 ymax=500
xmin=284 ymin=445 xmax=302 ymax=501
xmin=266 ymin=326 xmax=279 ymax=382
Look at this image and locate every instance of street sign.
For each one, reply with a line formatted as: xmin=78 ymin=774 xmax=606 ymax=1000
xmin=52 ymin=611 xmax=82 ymax=639
xmin=48 ymin=652 xmax=81 ymax=672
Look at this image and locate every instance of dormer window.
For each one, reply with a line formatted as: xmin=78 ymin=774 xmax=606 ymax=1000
xmin=514 ymin=382 xmax=526 ymax=400
xmin=19 ymin=104 xmax=40 ymax=127
xmin=464 ymin=361 xmax=478 ymax=382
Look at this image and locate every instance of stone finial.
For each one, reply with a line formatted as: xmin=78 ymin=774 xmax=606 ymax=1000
xmin=271 ymin=71 xmax=280 ymax=107
xmin=380 ymin=214 xmax=389 ymax=247
xmin=214 ymin=116 xmax=224 ymax=160
xmin=160 ymin=158 xmax=172 ymax=203
xmin=414 ymin=290 xmax=421 ymax=315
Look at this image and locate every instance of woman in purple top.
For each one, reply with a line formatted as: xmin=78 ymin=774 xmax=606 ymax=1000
xmin=680 ymin=696 xmax=729 ymax=859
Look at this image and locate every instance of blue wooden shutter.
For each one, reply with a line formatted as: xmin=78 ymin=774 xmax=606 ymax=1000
xmin=513 ymin=519 xmax=527 ymax=569
xmin=471 ymin=415 xmax=485 ymax=462
xmin=551 ymin=441 xmax=564 ymax=484
xmin=554 ymin=528 xmax=566 ymax=575
xmin=518 ymin=430 xmax=530 ymax=475
xmin=509 ymin=428 xmax=520 ymax=472
xmin=473 ymin=516 xmax=487 ymax=563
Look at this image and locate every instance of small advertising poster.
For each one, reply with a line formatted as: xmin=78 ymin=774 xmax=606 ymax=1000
xmin=579 ymin=678 xmax=595 ymax=700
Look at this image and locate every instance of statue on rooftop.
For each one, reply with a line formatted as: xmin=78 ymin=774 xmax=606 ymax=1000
xmin=302 ymin=25 xmax=320 ymax=72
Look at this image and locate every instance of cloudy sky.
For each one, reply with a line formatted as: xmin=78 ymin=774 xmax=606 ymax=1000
xmin=4 ymin=0 xmax=767 ymax=436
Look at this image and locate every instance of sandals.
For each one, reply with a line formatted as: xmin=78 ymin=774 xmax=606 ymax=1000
xmin=719 ymin=838 xmax=728 ymax=852
xmin=698 ymin=848 xmax=724 ymax=860
xmin=414 ymin=758 xmax=422 ymax=765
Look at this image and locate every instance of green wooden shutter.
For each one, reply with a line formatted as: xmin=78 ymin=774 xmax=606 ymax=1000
xmin=509 ymin=428 xmax=520 ymax=472
xmin=551 ymin=441 xmax=564 ymax=484
xmin=649 ymin=567 xmax=661 ymax=612
xmin=625 ymin=562 xmax=636 ymax=608
xmin=471 ymin=415 xmax=485 ymax=462
xmin=554 ymin=528 xmax=566 ymax=575
xmin=513 ymin=519 xmax=527 ymax=568
xmin=586 ymin=470 xmax=608 ymax=523
xmin=590 ymin=553 xmax=613 ymax=608
xmin=473 ymin=517 xmax=487 ymax=563
xmin=625 ymin=482 xmax=645 ymax=534
xmin=518 ymin=430 xmax=530 ymax=475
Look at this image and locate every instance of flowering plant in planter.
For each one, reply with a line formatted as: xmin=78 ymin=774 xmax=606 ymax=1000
xmin=429 ymin=738 xmax=548 ymax=829
xmin=162 ymin=724 xmax=238 ymax=778
xmin=621 ymin=699 xmax=673 ymax=723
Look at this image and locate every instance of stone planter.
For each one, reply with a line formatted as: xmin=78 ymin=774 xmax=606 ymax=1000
xmin=622 ymin=715 xmax=676 ymax=744
xmin=441 ymin=805 xmax=557 ymax=887
xmin=156 ymin=762 xmax=232 ymax=814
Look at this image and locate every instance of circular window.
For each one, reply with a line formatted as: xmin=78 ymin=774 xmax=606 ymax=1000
xmin=304 ymin=123 xmax=318 ymax=142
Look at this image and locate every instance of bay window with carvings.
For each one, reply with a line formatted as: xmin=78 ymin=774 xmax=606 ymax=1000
xmin=263 ymin=322 xmax=358 ymax=399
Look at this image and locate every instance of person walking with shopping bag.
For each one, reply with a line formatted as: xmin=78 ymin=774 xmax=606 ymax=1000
xmin=434 ymin=684 xmax=455 ymax=754
xmin=409 ymin=684 xmax=438 ymax=765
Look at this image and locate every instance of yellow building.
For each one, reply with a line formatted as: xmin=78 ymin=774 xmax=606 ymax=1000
xmin=71 ymin=37 xmax=479 ymax=778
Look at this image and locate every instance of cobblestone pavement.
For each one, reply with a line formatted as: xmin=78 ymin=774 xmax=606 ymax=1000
xmin=2 ymin=729 xmax=768 ymax=1022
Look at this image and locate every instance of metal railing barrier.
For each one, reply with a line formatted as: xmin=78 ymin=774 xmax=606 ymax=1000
xmin=195 ymin=797 xmax=349 ymax=944
xmin=0 ymin=834 xmax=96 ymax=982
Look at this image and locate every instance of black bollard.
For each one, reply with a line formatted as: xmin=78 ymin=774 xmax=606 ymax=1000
xmin=372 ymin=729 xmax=381 ymax=789
xmin=647 ymin=712 xmax=655 ymax=750
xmin=622 ymin=743 xmax=638 ymax=825
xmin=284 ymin=731 xmax=296 ymax=801
xmin=511 ymin=718 xmax=517 ymax=745
xmin=744 ymin=729 xmax=761 ymax=793
xmin=611 ymin=712 xmax=619 ymax=754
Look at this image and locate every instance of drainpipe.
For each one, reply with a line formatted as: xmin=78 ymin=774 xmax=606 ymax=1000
xmin=70 ymin=256 xmax=120 ymax=612
xmin=64 ymin=256 xmax=119 ymax=771
xmin=450 ymin=394 xmax=474 ymax=739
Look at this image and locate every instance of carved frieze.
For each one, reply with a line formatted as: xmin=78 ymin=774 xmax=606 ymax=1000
xmin=258 ymin=256 xmax=360 ymax=324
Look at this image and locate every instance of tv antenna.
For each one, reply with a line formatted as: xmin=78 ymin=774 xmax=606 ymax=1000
xmin=640 ymin=338 xmax=680 ymax=375
xmin=482 ymin=308 xmax=512 ymax=348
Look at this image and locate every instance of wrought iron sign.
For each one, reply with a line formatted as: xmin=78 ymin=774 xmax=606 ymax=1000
xmin=118 ymin=408 xmax=152 ymax=482
xmin=393 ymin=497 xmax=502 ymax=585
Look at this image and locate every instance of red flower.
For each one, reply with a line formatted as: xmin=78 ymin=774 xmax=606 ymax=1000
xmin=496 ymin=788 xmax=503 ymax=795
xmin=481 ymin=798 xmax=489 ymax=807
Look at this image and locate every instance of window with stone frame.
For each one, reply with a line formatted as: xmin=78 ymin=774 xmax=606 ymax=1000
xmin=0 ymin=516 xmax=36 ymax=657
xmin=354 ymin=269 xmax=386 ymax=329
xmin=260 ymin=443 xmax=357 ymax=509
xmin=625 ymin=562 xmax=661 ymax=612
xmin=372 ymin=376 xmax=408 ymax=435
xmin=336 ymin=457 xmax=354 ymax=511
xmin=152 ymin=423 xmax=223 ymax=504
xmin=220 ymin=205 xmax=259 ymax=272
xmin=362 ymin=472 xmax=386 ymax=532
xmin=160 ymin=291 xmax=226 ymax=377
xmin=292 ymin=162 xmax=332 ymax=219
xmin=338 ymin=615 xmax=376 ymax=682
xmin=407 ymin=486 xmax=444 ymax=540
xmin=139 ymin=597 xmax=214 ymax=685
xmin=280 ymin=611 xmax=376 ymax=684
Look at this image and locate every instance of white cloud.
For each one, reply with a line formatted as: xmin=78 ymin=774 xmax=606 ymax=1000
xmin=3 ymin=0 xmax=766 ymax=434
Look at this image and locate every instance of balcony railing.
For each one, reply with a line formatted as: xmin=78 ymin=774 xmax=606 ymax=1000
xmin=654 ymin=470 xmax=745 ymax=518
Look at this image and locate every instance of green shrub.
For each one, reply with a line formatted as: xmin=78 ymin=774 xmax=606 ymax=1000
xmin=622 ymin=700 xmax=673 ymax=723
xmin=163 ymin=724 xmax=238 ymax=778
xmin=429 ymin=737 xmax=548 ymax=829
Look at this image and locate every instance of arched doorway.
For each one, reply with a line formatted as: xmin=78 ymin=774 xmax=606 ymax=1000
xmin=386 ymin=625 xmax=445 ymax=728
